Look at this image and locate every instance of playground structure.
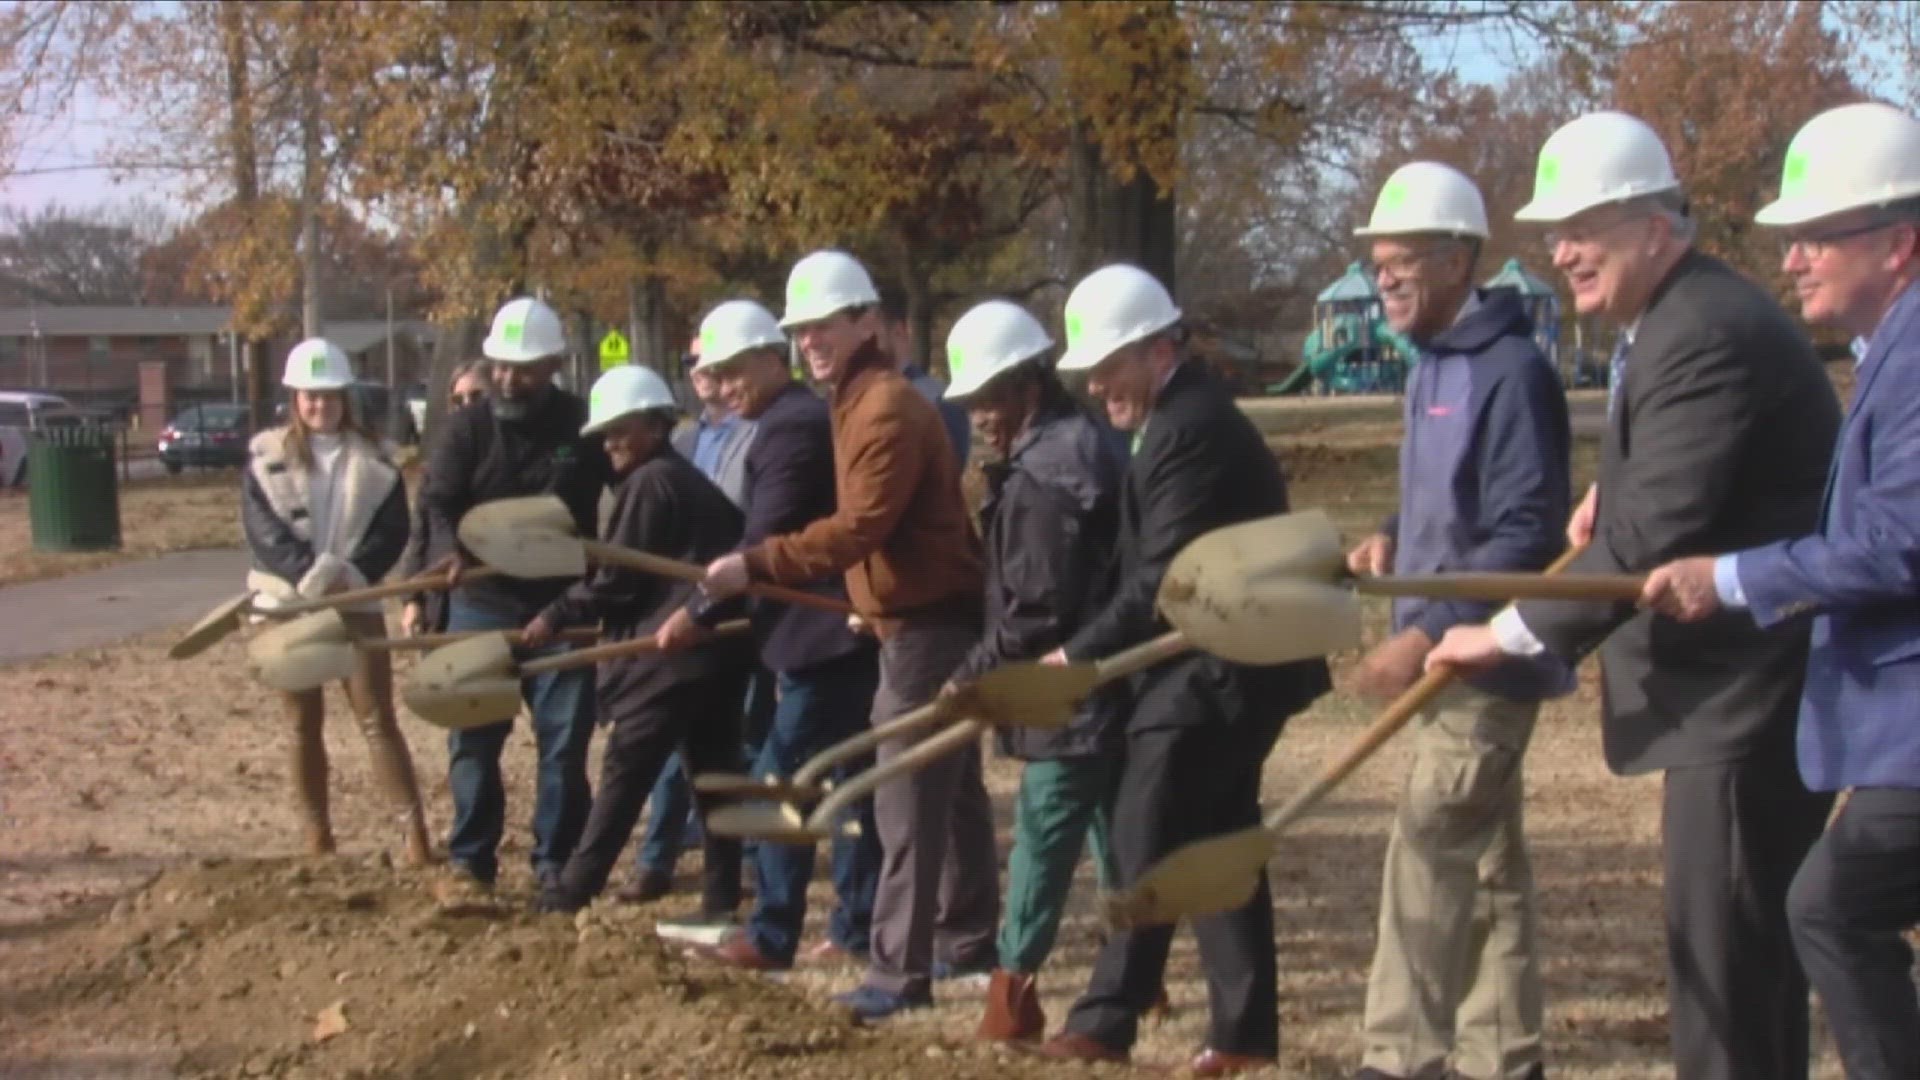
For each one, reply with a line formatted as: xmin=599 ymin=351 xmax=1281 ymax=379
xmin=1273 ymin=256 xmax=1596 ymax=396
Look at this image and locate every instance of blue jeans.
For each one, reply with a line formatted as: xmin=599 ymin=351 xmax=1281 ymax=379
xmin=745 ymin=648 xmax=882 ymax=962
xmin=632 ymin=667 xmax=773 ymax=876
xmin=444 ymin=598 xmax=596 ymax=884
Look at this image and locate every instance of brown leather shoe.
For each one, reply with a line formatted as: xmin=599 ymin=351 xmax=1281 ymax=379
xmin=688 ymin=931 xmax=791 ymax=972
xmin=614 ymin=867 xmax=674 ymax=904
xmin=1190 ymin=1048 xmax=1276 ymax=1076
xmin=975 ymin=970 xmax=1045 ymax=1042
xmin=1037 ymin=1031 xmax=1128 ymax=1063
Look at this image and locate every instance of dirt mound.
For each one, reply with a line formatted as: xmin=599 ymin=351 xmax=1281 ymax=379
xmin=4 ymin=857 xmax=1115 ymax=1079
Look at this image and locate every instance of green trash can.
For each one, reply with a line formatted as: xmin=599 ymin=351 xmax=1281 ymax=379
xmin=27 ymin=423 xmax=122 ymax=552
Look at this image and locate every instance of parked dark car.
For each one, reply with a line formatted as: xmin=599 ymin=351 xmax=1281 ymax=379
xmin=158 ymin=402 xmax=251 ymax=473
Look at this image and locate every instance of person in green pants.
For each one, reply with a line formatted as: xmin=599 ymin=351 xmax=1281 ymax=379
xmin=936 ymin=299 xmax=1129 ymax=1041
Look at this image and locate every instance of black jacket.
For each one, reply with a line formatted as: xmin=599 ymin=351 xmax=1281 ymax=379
xmin=687 ymin=382 xmax=870 ymax=676
xmin=1515 ymin=251 xmax=1840 ymax=774
xmin=539 ymin=447 xmax=752 ymax=726
xmin=421 ymin=389 xmax=612 ymax=620
xmin=949 ymin=399 xmax=1129 ymax=760
xmin=1064 ymin=361 xmax=1333 ymax=731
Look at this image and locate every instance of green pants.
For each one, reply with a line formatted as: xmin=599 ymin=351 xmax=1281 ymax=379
xmin=996 ymin=755 xmax=1119 ymax=974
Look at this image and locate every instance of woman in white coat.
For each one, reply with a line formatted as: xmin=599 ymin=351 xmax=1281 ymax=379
xmin=241 ymin=338 xmax=430 ymax=864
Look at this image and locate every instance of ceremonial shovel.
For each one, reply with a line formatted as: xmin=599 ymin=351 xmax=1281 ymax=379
xmin=168 ymin=567 xmax=496 ymax=661
xmin=457 ymin=496 xmax=853 ymax=616
xmin=246 ymin=615 xmax=599 ymax=693
xmin=399 ymin=619 xmax=751 ymax=730
xmin=1101 ymin=544 xmax=1590 ymax=930
xmin=708 ymin=511 xmax=1630 ymax=847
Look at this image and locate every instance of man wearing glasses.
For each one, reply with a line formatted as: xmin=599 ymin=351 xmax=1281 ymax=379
xmin=1343 ymin=161 xmax=1573 ymax=1080
xmin=1639 ymin=101 xmax=1920 ymax=1080
xmin=1427 ymin=111 xmax=1841 ymax=1080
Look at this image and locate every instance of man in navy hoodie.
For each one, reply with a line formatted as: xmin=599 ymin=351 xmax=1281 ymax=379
xmin=1342 ymin=162 xmax=1573 ymax=1080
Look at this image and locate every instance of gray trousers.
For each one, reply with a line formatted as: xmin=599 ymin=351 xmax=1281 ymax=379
xmin=863 ymin=622 xmax=1000 ymax=997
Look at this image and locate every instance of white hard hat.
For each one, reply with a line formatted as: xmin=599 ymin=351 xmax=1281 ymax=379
xmin=780 ymin=249 xmax=880 ymax=328
xmin=1354 ymin=161 xmax=1489 ymax=239
xmin=483 ymin=296 xmax=568 ymax=363
xmin=1755 ymin=102 xmax=1920 ymax=227
xmin=1055 ymin=264 xmax=1182 ymax=373
xmin=281 ymin=337 xmax=354 ymax=391
xmin=944 ymin=299 xmax=1054 ymax=399
xmin=581 ymin=364 xmax=677 ymax=436
xmin=693 ymin=299 xmax=787 ymax=372
xmin=1514 ymin=111 xmax=1680 ymax=224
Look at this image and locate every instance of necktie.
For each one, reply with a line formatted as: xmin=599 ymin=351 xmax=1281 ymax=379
xmin=1606 ymin=336 xmax=1630 ymax=419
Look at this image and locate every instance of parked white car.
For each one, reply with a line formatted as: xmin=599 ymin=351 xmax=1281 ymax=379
xmin=0 ymin=390 xmax=79 ymax=487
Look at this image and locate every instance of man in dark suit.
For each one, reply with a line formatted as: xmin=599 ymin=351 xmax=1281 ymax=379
xmin=1035 ymin=264 xmax=1332 ymax=1077
xmin=1640 ymin=101 xmax=1920 ymax=1080
xmin=1427 ymin=110 xmax=1842 ymax=1080
xmin=658 ymin=299 xmax=883 ymax=970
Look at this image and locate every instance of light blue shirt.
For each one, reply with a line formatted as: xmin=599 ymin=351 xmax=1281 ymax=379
xmin=1712 ymin=334 xmax=1869 ymax=608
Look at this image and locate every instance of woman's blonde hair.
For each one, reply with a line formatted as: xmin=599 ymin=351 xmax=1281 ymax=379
xmin=284 ymin=389 xmax=376 ymax=470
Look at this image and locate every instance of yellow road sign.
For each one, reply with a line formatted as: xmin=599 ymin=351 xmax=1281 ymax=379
xmin=598 ymin=329 xmax=631 ymax=370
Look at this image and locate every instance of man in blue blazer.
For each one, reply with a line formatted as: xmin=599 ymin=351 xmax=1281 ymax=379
xmin=1640 ymin=102 xmax=1920 ymax=1080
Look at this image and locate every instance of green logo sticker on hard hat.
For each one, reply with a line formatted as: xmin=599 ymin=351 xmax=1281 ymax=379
xmin=1781 ymin=147 xmax=1809 ymax=197
xmin=791 ymin=273 xmax=816 ymax=302
xmin=503 ymin=314 xmax=525 ymax=346
xmin=1379 ymin=179 xmax=1409 ymax=212
xmin=1066 ymin=310 xmax=1085 ymax=347
xmin=590 ymin=386 xmax=606 ymax=414
xmin=946 ymin=340 xmax=968 ymax=378
xmin=310 ymin=350 xmax=327 ymax=378
xmin=1536 ymin=153 xmax=1560 ymax=195
xmin=700 ymin=325 xmax=718 ymax=356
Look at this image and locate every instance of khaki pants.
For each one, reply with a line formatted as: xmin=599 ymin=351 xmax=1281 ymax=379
xmin=1361 ymin=685 xmax=1543 ymax=1080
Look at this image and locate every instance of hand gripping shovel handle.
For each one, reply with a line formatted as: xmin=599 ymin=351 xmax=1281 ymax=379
xmin=1351 ymin=570 xmax=1639 ymax=603
xmin=805 ymin=717 xmax=986 ymax=832
xmin=518 ymin=619 xmax=751 ymax=676
xmin=275 ymin=567 xmax=499 ymax=617
xmin=581 ymin=541 xmax=852 ymax=617
xmin=1262 ymin=545 xmax=1587 ymax=837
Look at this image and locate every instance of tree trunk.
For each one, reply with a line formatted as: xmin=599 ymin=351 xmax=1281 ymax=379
xmin=298 ymin=0 xmax=324 ymax=341
xmin=422 ymin=317 xmax=479 ymax=438
xmin=904 ymin=269 xmax=938 ymax=377
xmin=219 ymin=3 xmax=267 ymax=430
xmin=632 ymin=276 xmax=672 ymax=378
xmin=1067 ymin=118 xmax=1178 ymax=293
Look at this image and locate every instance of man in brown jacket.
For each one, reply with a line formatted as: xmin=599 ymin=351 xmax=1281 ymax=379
xmin=699 ymin=249 xmax=998 ymax=1020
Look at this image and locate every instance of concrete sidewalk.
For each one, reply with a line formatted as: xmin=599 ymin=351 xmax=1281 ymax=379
xmin=0 ymin=548 xmax=251 ymax=664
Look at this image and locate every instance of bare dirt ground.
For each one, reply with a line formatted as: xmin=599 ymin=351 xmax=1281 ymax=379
xmin=0 ymin=404 xmax=1852 ymax=1079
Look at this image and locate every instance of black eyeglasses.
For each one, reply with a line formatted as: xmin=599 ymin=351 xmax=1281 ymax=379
xmin=1779 ymin=219 xmax=1899 ymax=260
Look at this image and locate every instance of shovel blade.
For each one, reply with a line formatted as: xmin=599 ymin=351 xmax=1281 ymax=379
xmin=966 ymin=661 xmax=1101 ymax=730
xmin=1101 ymin=825 xmax=1275 ymax=929
xmin=706 ymin=804 xmax=833 ymax=846
xmin=458 ymin=496 xmax=587 ymax=579
xmin=248 ymin=608 xmax=352 ymax=664
xmin=692 ymin=772 xmax=828 ymax=803
xmin=169 ymin=592 xmax=254 ymax=659
xmin=401 ymin=633 xmax=522 ymax=729
xmin=404 ymin=676 xmax=523 ymax=730
xmin=249 ymin=640 xmax=360 ymax=693
xmin=1157 ymin=510 xmax=1362 ymax=665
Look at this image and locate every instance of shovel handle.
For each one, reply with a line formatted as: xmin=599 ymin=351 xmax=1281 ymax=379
xmin=1352 ymin=570 xmax=1639 ymax=603
xmin=806 ymin=718 xmax=985 ymax=832
xmin=275 ymin=568 xmax=498 ymax=616
xmin=1094 ymin=630 xmax=1193 ymax=684
xmin=792 ymin=692 xmax=966 ymax=788
xmin=360 ymin=628 xmax=599 ymax=651
xmin=517 ymin=619 xmax=750 ymax=675
xmin=581 ymin=541 xmax=852 ymax=616
xmin=1263 ymin=546 xmax=1587 ymax=837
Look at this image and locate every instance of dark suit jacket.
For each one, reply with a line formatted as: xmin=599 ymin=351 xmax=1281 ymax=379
xmin=1065 ymin=361 xmax=1332 ymax=730
xmin=540 ymin=447 xmax=751 ymax=726
xmin=1516 ymin=251 xmax=1841 ymax=774
xmin=687 ymin=382 xmax=870 ymax=676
